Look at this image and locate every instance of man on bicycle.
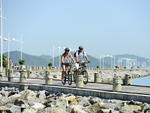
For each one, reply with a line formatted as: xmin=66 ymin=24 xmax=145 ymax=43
xmin=74 ymin=46 xmax=90 ymax=78
xmin=61 ymin=48 xmax=75 ymax=81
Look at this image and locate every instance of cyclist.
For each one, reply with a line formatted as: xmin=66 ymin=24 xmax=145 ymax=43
xmin=61 ymin=48 xmax=75 ymax=81
xmin=74 ymin=46 xmax=90 ymax=79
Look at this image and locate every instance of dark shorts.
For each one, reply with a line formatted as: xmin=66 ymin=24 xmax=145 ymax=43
xmin=61 ymin=63 xmax=72 ymax=67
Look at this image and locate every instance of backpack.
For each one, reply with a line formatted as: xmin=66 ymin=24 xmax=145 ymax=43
xmin=74 ymin=50 xmax=85 ymax=57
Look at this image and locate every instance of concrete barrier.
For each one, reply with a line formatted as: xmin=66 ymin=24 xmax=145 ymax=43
xmin=8 ymin=69 xmax=13 ymax=82
xmin=19 ymin=70 xmax=27 ymax=83
xmin=94 ymin=73 xmax=102 ymax=83
xmin=113 ymin=76 xmax=122 ymax=92
xmin=45 ymin=71 xmax=53 ymax=85
xmin=76 ymin=75 xmax=84 ymax=87
xmin=123 ymin=74 xmax=132 ymax=85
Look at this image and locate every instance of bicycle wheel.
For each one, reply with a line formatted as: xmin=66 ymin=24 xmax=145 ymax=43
xmin=62 ymin=76 xmax=66 ymax=85
xmin=83 ymin=71 xmax=88 ymax=84
xmin=68 ymin=71 xmax=72 ymax=85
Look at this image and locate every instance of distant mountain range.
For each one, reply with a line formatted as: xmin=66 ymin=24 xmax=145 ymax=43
xmin=3 ymin=51 xmax=150 ymax=68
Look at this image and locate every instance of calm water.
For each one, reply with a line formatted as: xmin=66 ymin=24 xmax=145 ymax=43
xmin=133 ymin=76 xmax=150 ymax=86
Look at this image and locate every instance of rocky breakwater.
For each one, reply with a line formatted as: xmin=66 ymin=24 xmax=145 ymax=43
xmin=0 ymin=87 xmax=150 ymax=113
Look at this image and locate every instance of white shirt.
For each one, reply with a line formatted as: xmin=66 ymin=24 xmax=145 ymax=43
xmin=76 ymin=50 xmax=87 ymax=62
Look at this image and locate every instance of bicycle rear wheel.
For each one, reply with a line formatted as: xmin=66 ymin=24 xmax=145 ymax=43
xmin=62 ymin=76 xmax=66 ymax=85
xmin=68 ymin=71 xmax=72 ymax=85
xmin=83 ymin=71 xmax=88 ymax=84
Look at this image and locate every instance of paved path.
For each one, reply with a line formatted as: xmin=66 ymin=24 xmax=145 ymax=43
xmin=3 ymin=78 xmax=150 ymax=96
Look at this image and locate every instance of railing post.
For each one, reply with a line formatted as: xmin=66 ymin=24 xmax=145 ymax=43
xmin=113 ymin=75 xmax=122 ymax=92
xmin=76 ymin=75 xmax=84 ymax=87
xmin=94 ymin=73 xmax=102 ymax=83
xmin=45 ymin=71 xmax=53 ymax=85
xmin=123 ymin=74 xmax=132 ymax=85
xmin=8 ymin=69 xmax=13 ymax=82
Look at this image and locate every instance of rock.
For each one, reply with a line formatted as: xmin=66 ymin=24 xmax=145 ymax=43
xmin=68 ymin=98 xmax=78 ymax=106
xmin=120 ymin=105 xmax=142 ymax=113
xmin=22 ymin=90 xmax=37 ymax=101
xmin=37 ymin=90 xmax=47 ymax=101
xmin=54 ymin=99 xmax=68 ymax=109
xmin=127 ymin=100 xmax=136 ymax=105
xmin=88 ymin=97 xmax=99 ymax=105
xmin=14 ymin=99 xmax=25 ymax=106
xmin=22 ymin=108 xmax=37 ymax=113
xmin=0 ymin=94 xmax=22 ymax=106
xmin=31 ymin=103 xmax=45 ymax=110
xmin=9 ymin=105 xmax=21 ymax=113
xmin=144 ymin=109 xmax=150 ymax=113
xmin=53 ymin=74 xmax=58 ymax=78
xmin=85 ymin=103 xmax=101 ymax=113
xmin=78 ymin=97 xmax=91 ymax=107
xmin=100 ymin=103 xmax=121 ymax=110
xmin=41 ymin=107 xmax=68 ymax=113
xmin=99 ymin=109 xmax=113 ymax=113
xmin=65 ymin=95 xmax=76 ymax=102
xmin=8 ymin=91 xmax=18 ymax=97
xmin=70 ymin=105 xmax=87 ymax=113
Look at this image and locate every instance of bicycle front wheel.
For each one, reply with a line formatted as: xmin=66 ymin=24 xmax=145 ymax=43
xmin=83 ymin=71 xmax=88 ymax=84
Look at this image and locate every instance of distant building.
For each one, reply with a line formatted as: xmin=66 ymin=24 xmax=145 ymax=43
xmin=117 ymin=58 xmax=137 ymax=68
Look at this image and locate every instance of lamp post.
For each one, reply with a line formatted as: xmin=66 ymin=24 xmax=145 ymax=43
xmin=57 ymin=46 xmax=61 ymax=68
xmin=0 ymin=0 xmax=3 ymax=72
xmin=3 ymin=37 xmax=16 ymax=69
xmin=99 ymin=56 xmax=101 ymax=69
xmin=52 ymin=46 xmax=55 ymax=67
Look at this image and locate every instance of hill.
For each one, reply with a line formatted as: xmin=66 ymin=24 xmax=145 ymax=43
xmin=3 ymin=51 xmax=150 ymax=68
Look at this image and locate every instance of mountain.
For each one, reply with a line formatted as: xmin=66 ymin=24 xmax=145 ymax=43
xmin=4 ymin=51 xmax=51 ymax=66
xmin=3 ymin=51 xmax=150 ymax=68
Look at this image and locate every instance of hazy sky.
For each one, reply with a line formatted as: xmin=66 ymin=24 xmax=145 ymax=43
xmin=2 ymin=0 xmax=150 ymax=58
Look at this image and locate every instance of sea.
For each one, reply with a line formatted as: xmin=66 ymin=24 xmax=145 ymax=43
xmin=133 ymin=76 xmax=150 ymax=86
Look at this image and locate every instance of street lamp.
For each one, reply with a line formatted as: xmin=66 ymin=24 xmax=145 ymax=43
xmin=3 ymin=36 xmax=16 ymax=69
xmin=57 ymin=46 xmax=61 ymax=68
xmin=0 ymin=0 xmax=4 ymax=72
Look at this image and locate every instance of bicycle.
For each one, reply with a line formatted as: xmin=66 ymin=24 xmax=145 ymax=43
xmin=61 ymin=63 xmax=73 ymax=85
xmin=76 ymin=61 xmax=89 ymax=84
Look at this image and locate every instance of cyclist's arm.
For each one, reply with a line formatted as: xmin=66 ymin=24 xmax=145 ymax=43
xmin=84 ymin=52 xmax=90 ymax=62
xmin=85 ymin=56 xmax=89 ymax=62
xmin=61 ymin=55 xmax=64 ymax=64
xmin=69 ymin=54 xmax=75 ymax=63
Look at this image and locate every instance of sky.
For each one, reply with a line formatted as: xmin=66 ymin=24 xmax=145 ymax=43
xmin=2 ymin=0 xmax=150 ymax=58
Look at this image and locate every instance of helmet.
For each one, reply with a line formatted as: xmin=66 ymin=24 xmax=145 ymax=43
xmin=79 ymin=46 xmax=83 ymax=50
xmin=64 ymin=48 xmax=70 ymax=52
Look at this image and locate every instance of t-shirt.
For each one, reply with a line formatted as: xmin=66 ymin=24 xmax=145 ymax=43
xmin=75 ymin=50 xmax=87 ymax=62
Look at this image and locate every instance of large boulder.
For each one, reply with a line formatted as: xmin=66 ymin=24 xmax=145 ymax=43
xmin=70 ymin=105 xmax=87 ymax=113
xmin=120 ymin=105 xmax=142 ymax=113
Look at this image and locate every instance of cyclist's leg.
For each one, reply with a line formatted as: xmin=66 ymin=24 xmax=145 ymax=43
xmin=61 ymin=64 xmax=66 ymax=80
xmin=74 ymin=63 xmax=79 ymax=81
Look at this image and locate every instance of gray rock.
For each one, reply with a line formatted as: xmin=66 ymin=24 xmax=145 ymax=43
xmin=9 ymin=105 xmax=21 ymax=113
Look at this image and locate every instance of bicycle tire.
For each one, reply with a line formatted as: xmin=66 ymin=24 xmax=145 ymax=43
xmin=83 ymin=71 xmax=88 ymax=84
xmin=62 ymin=76 xmax=66 ymax=85
xmin=68 ymin=71 xmax=72 ymax=85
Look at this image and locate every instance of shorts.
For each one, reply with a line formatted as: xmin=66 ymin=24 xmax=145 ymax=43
xmin=75 ymin=63 xmax=79 ymax=69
